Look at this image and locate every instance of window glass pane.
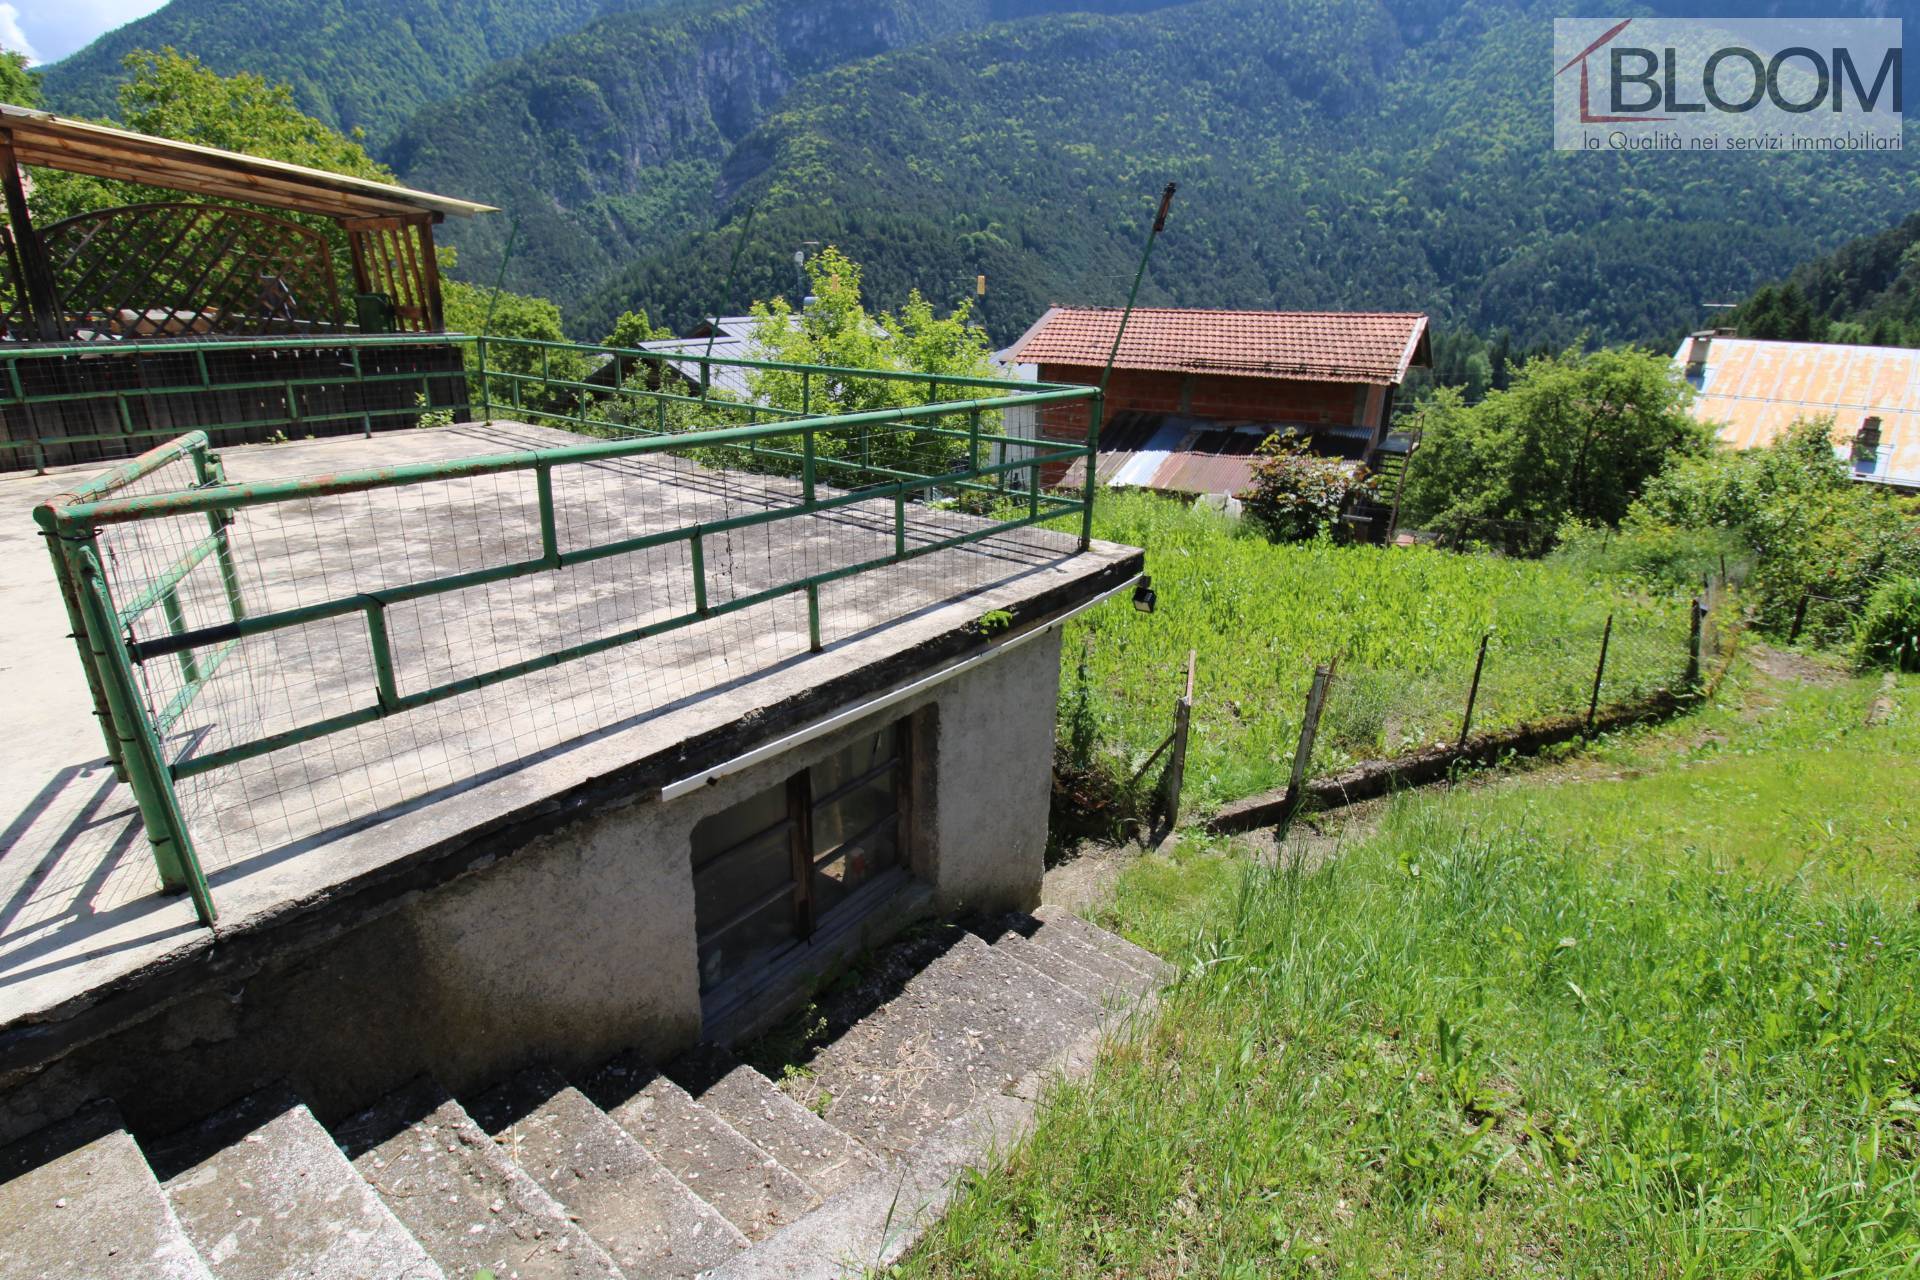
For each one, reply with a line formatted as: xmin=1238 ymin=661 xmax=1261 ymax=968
xmin=698 ymin=897 xmax=792 ymax=993
xmin=690 ymin=781 xmax=787 ymax=872
xmin=814 ymin=775 xmax=894 ymax=855
xmin=814 ymin=822 xmax=898 ymax=918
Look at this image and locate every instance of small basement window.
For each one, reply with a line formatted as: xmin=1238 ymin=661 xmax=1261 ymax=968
xmin=690 ymin=720 xmax=910 ymax=992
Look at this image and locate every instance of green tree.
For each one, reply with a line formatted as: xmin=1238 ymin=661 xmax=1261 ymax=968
xmin=602 ymin=309 xmax=671 ymax=348
xmin=1402 ymin=348 xmax=1708 ymax=554
xmin=0 ymin=49 xmax=39 ymax=108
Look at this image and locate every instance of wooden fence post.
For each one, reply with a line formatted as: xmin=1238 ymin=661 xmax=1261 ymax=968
xmin=1687 ymin=596 xmax=1705 ymax=689
xmin=1789 ymin=592 xmax=1810 ymax=644
xmin=1283 ymin=658 xmax=1337 ymax=818
xmin=1586 ymin=614 xmax=1613 ymax=733
xmin=1160 ymin=649 xmax=1197 ymax=836
xmin=1459 ymin=631 xmax=1490 ymax=747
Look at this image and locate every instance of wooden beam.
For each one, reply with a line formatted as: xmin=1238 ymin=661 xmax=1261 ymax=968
xmin=0 ymin=132 xmax=65 ymax=339
xmin=415 ymin=218 xmax=444 ymax=332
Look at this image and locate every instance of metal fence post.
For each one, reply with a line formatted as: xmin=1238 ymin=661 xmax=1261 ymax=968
xmin=73 ymin=546 xmax=216 ymax=925
xmin=476 ymin=335 xmax=491 ymax=422
xmin=1284 ymin=659 xmax=1337 ymax=817
xmin=1459 ymin=630 xmax=1490 ymax=747
xmin=1586 ymin=614 xmax=1614 ymax=733
xmin=1080 ymin=391 xmax=1103 ymax=550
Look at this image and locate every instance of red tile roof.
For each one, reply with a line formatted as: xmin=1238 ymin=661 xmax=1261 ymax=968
xmin=1006 ymin=307 xmax=1431 ymax=386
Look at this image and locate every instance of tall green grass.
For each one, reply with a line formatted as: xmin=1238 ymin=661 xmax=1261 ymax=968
xmin=904 ymin=671 xmax=1920 ymax=1278
xmin=1065 ymin=492 xmax=1696 ymax=809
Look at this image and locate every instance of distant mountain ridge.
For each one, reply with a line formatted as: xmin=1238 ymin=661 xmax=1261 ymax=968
xmin=36 ymin=0 xmax=1920 ymax=351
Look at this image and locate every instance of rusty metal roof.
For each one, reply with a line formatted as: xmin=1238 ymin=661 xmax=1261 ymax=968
xmin=1061 ymin=412 xmax=1376 ymax=496
xmin=1006 ymin=307 xmax=1430 ymax=385
xmin=1675 ymin=336 xmax=1920 ymax=488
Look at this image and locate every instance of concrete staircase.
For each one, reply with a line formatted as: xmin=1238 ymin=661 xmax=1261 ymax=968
xmin=0 ymin=907 xmax=1170 ymax=1279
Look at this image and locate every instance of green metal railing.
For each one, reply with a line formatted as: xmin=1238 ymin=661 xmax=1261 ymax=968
xmin=29 ymin=334 xmax=1104 ymax=927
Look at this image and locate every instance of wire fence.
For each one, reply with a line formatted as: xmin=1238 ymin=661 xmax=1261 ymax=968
xmin=32 ymin=338 xmax=1103 ymax=926
xmin=1056 ymin=570 xmax=1736 ymax=842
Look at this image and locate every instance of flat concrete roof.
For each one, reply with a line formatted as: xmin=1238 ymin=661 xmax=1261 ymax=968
xmin=0 ymin=423 xmax=1139 ymax=1062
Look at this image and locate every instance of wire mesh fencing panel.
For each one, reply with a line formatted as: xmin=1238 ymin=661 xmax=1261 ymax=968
xmin=38 ymin=354 xmax=1100 ymax=924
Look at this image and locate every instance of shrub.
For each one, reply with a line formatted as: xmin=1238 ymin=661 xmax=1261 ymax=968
xmin=1402 ymin=349 xmax=1709 ymax=554
xmin=1243 ymin=433 xmax=1377 ymax=543
xmin=1634 ymin=418 xmax=1920 ymax=641
xmin=1854 ymin=577 xmax=1920 ymax=671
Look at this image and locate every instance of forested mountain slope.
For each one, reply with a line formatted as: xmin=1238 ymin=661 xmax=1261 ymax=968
xmin=39 ymin=0 xmax=653 ymax=147
xmin=384 ymin=0 xmax=1187 ymax=308
xmin=568 ymin=0 xmax=1919 ymax=343
xmin=1730 ymin=215 xmax=1920 ymax=348
xmin=38 ymin=0 xmax=1920 ymax=350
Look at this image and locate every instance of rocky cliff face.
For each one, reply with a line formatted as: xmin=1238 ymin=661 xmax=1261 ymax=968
xmin=387 ymin=0 xmax=1193 ymax=308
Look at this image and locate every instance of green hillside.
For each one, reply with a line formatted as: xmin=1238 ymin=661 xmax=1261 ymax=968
xmin=567 ymin=0 xmax=1919 ymax=343
xmin=1729 ymin=214 xmax=1920 ymax=348
xmin=38 ymin=0 xmax=648 ymax=147
xmin=385 ymin=0 xmax=1187 ymax=310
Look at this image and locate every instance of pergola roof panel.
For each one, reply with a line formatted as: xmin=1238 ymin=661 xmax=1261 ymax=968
xmin=0 ymin=103 xmax=494 ymax=222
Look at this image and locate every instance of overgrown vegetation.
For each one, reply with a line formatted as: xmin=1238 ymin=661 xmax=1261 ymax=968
xmin=906 ymin=665 xmax=1920 ymax=1277
xmin=1400 ymin=348 xmax=1708 ymax=553
xmin=1629 ymin=418 xmax=1920 ymax=648
xmin=1058 ymin=491 xmax=1694 ymax=816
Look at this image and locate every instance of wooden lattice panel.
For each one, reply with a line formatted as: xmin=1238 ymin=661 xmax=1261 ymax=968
xmin=8 ymin=201 xmax=345 ymax=338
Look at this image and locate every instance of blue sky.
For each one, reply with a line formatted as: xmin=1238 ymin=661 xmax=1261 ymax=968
xmin=4 ymin=0 xmax=168 ymax=65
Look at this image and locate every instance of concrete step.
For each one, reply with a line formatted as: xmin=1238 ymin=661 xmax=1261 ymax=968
xmin=668 ymin=1045 xmax=881 ymax=1201
xmin=783 ymin=928 xmax=1097 ymax=1157
xmin=150 ymin=1087 xmax=443 ymax=1280
xmin=469 ymin=1067 xmax=746 ymax=1280
xmin=582 ymin=1053 xmax=818 ymax=1243
xmin=1030 ymin=905 xmax=1174 ymax=993
xmin=0 ymin=1103 xmax=212 ymax=1279
xmin=700 ymin=1090 xmax=1035 ymax=1280
xmin=335 ymin=1076 xmax=623 ymax=1280
xmin=968 ymin=914 xmax=1121 ymax=1009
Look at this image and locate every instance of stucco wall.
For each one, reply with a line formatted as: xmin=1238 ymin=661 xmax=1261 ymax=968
xmin=0 ymin=629 xmax=1066 ymax=1144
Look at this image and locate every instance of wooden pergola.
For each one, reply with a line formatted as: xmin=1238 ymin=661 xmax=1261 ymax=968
xmin=0 ymin=103 xmax=495 ymax=341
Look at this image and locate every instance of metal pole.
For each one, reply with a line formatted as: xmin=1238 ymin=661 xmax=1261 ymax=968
xmin=1459 ymin=631 xmax=1490 ymax=747
xmin=700 ymin=205 xmax=758 ymax=408
xmin=478 ymin=216 xmax=522 ymax=424
xmin=73 ymin=547 xmax=216 ymax=924
xmin=1100 ymin=183 xmax=1177 ymax=398
xmin=1586 ymin=614 xmax=1613 ymax=733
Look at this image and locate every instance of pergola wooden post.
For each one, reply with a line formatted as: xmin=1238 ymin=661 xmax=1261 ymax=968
xmin=342 ymin=215 xmax=445 ymax=333
xmin=0 ymin=131 xmax=66 ymax=340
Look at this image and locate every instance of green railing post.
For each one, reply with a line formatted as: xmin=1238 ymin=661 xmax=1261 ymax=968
xmin=690 ymin=531 xmax=709 ymax=615
xmin=968 ymin=408 xmax=981 ymax=474
xmin=894 ymin=491 xmax=906 ymax=560
xmin=802 ymin=370 xmax=811 ymax=416
xmin=191 ymin=446 xmax=248 ymax=630
xmin=806 ymin=583 xmax=823 ymax=652
xmin=803 ymin=427 xmax=817 ymax=505
xmin=1081 ymin=390 xmax=1103 ymax=550
xmin=536 ymin=463 xmax=560 ymax=567
xmin=37 ymin=525 xmax=126 ymax=778
xmin=477 ymin=335 xmax=492 ymax=422
xmin=366 ymin=602 xmax=400 ymax=712
xmin=72 ymin=546 xmax=215 ymax=925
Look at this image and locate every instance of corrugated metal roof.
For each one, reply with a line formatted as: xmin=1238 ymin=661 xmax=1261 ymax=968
xmin=1061 ymin=412 xmax=1383 ymax=496
xmin=1006 ymin=307 xmax=1431 ymax=385
xmin=1675 ymin=335 xmax=1920 ymax=488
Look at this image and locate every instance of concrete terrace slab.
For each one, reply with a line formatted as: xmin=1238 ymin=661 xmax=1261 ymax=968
xmin=0 ymin=422 xmax=1140 ymax=1060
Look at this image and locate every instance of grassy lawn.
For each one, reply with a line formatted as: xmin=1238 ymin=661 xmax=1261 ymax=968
xmin=900 ymin=661 xmax=1920 ymax=1277
xmin=1061 ymin=492 xmax=1697 ymax=810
